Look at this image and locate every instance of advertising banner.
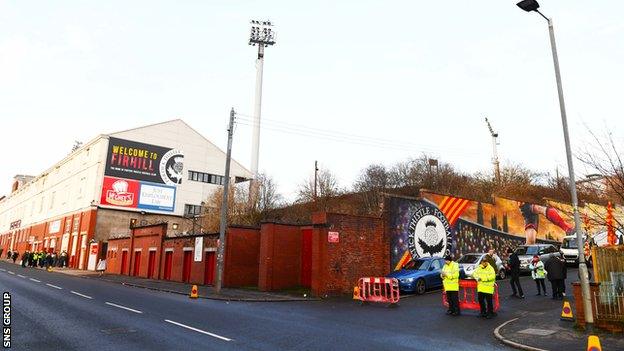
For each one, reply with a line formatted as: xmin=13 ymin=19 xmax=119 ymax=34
xmin=105 ymin=137 xmax=184 ymax=186
xmin=100 ymin=176 xmax=176 ymax=212
xmin=194 ymin=237 xmax=203 ymax=262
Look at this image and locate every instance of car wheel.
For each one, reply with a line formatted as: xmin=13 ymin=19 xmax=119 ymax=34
xmin=498 ymin=269 xmax=506 ymax=280
xmin=416 ymin=279 xmax=426 ymax=295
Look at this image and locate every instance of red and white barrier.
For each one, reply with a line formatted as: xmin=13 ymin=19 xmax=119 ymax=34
xmin=355 ymin=277 xmax=400 ymax=305
xmin=442 ymin=279 xmax=499 ymax=312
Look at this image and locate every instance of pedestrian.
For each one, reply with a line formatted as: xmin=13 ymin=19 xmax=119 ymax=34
xmin=485 ymin=249 xmax=497 ymax=269
xmin=529 ymin=255 xmax=547 ymax=296
xmin=52 ymin=252 xmax=58 ymax=267
xmin=39 ymin=251 xmax=45 ymax=268
xmin=6 ymin=250 xmax=11 ymax=260
xmin=441 ymin=255 xmax=461 ymax=316
xmin=507 ymin=248 xmax=525 ymax=298
xmin=45 ymin=252 xmax=52 ymax=269
xmin=11 ymin=251 xmax=18 ymax=263
xmin=60 ymin=251 xmax=68 ymax=268
xmin=21 ymin=251 xmax=29 ymax=268
xmin=544 ymin=254 xmax=566 ymax=300
xmin=474 ymin=259 xmax=497 ymax=319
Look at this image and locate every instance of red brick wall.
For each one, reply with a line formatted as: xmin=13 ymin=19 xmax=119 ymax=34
xmin=258 ymin=223 xmax=303 ymax=291
xmin=311 ymin=212 xmax=388 ymax=297
xmin=106 ymin=237 xmax=132 ymax=275
xmin=223 ymin=226 xmax=260 ymax=288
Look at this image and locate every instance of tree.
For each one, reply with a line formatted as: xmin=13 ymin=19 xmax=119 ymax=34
xmin=296 ymin=168 xmax=342 ymax=203
xmin=353 ymin=164 xmax=390 ymax=214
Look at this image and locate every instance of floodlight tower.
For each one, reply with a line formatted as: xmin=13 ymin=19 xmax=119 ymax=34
xmin=485 ymin=117 xmax=501 ymax=182
xmin=248 ymin=20 xmax=276 ymax=183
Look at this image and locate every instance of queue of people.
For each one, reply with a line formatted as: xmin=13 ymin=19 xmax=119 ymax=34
xmin=5 ymin=249 xmax=69 ymax=269
xmin=441 ymin=249 xmax=569 ymax=319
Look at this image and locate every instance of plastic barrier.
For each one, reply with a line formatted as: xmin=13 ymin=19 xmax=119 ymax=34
xmin=355 ymin=277 xmax=400 ymax=305
xmin=442 ymin=279 xmax=499 ymax=312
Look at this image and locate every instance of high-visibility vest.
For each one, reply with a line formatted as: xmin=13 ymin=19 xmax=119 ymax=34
xmin=529 ymin=261 xmax=546 ymax=279
xmin=441 ymin=261 xmax=460 ymax=292
xmin=474 ymin=263 xmax=496 ymax=294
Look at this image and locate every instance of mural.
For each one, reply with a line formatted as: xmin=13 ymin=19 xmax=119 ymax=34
xmin=387 ymin=190 xmax=621 ymax=271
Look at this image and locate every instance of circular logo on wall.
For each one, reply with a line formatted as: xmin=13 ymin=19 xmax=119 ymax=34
xmin=160 ymin=149 xmax=184 ymax=185
xmin=407 ymin=204 xmax=453 ymax=258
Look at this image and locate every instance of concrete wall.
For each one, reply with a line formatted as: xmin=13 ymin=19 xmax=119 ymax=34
xmin=258 ymin=223 xmax=302 ymax=291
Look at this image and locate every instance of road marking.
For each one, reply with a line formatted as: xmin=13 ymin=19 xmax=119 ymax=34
xmin=105 ymin=302 xmax=143 ymax=314
xmin=29 ymin=278 xmax=41 ymax=283
xmin=71 ymin=291 xmax=93 ymax=299
xmin=0 ymin=268 xmax=6 ymax=271
xmin=46 ymin=283 xmax=62 ymax=289
xmin=17 ymin=274 xmax=26 ymax=278
xmin=164 ymin=319 xmax=232 ymax=341
xmin=7 ymin=271 xmax=14 ymax=275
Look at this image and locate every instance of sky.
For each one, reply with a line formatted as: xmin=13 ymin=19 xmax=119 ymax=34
xmin=1 ymin=1 xmax=623 ymax=202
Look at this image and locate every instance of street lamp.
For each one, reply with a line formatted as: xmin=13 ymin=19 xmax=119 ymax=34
xmin=516 ymin=0 xmax=594 ymax=329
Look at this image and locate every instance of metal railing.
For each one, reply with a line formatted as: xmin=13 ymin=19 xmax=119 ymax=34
xmin=593 ymin=246 xmax=624 ymax=283
xmin=593 ymin=288 xmax=624 ymax=322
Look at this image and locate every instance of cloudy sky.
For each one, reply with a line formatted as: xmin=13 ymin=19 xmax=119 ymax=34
xmin=1 ymin=1 xmax=622 ymax=201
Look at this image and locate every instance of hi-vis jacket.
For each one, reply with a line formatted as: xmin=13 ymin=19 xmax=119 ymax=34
xmin=441 ymin=261 xmax=460 ymax=292
xmin=473 ymin=263 xmax=496 ymax=294
xmin=529 ymin=260 xmax=547 ymax=280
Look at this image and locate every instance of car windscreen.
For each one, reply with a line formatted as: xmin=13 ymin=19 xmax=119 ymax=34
xmin=514 ymin=247 xmax=527 ymax=255
xmin=405 ymin=260 xmax=429 ymax=270
xmin=562 ymin=239 xmax=578 ymax=249
xmin=458 ymin=255 xmax=480 ymax=264
xmin=526 ymin=246 xmax=540 ymax=255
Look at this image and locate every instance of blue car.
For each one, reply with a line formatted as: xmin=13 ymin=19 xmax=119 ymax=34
xmin=386 ymin=257 xmax=454 ymax=295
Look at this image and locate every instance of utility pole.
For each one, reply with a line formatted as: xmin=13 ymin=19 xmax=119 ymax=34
xmin=314 ymin=160 xmax=318 ymax=201
xmin=248 ymin=20 xmax=276 ymax=205
xmin=215 ymin=108 xmax=236 ymax=294
xmin=485 ymin=117 xmax=501 ymax=182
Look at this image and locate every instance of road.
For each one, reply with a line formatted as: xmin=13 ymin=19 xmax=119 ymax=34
xmin=0 ymin=260 xmax=577 ymax=350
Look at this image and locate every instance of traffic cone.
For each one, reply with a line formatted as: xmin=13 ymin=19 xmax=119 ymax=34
xmin=353 ymin=286 xmax=360 ymax=300
xmin=560 ymin=298 xmax=574 ymax=321
xmin=189 ymin=285 xmax=199 ymax=299
xmin=46 ymin=266 xmax=52 ymax=272
xmin=587 ymin=335 xmax=602 ymax=351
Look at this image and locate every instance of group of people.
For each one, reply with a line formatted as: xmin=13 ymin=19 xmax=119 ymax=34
xmin=507 ymin=248 xmax=568 ymax=300
xmin=441 ymin=248 xmax=569 ymax=319
xmin=5 ymin=250 xmax=69 ymax=269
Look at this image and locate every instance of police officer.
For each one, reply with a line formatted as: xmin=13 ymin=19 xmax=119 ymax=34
xmin=441 ymin=255 xmax=461 ymax=316
xmin=474 ymin=259 xmax=496 ymax=319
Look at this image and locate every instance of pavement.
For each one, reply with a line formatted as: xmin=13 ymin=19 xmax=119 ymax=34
xmin=3 ymin=260 xmax=313 ymax=302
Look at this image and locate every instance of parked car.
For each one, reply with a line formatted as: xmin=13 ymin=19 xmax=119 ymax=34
xmin=514 ymin=244 xmax=562 ymax=273
xmin=457 ymin=253 xmax=507 ymax=280
xmin=386 ymin=257 xmax=451 ymax=295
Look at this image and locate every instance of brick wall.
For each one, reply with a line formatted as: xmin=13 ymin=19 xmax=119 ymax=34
xmin=572 ymin=282 xmax=624 ymax=333
xmin=224 ymin=226 xmax=260 ymax=288
xmin=258 ymin=223 xmax=302 ymax=291
xmin=311 ymin=212 xmax=388 ymax=297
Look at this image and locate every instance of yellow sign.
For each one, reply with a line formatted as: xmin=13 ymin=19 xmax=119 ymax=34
xmin=189 ymin=285 xmax=199 ymax=299
xmin=560 ymin=299 xmax=574 ymax=321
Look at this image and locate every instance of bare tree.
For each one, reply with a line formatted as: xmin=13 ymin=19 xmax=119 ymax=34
xmin=296 ymin=168 xmax=342 ymax=203
xmin=353 ymin=164 xmax=390 ymax=214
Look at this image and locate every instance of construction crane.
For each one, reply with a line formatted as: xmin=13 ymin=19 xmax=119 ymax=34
xmin=485 ymin=117 xmax=501 ymax=182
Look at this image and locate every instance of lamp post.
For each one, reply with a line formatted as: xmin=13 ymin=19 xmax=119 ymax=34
xmin=516 ymin=0 xmax=594 ymax=329
xmin=248 ymin=20 xmax=276 ymax=203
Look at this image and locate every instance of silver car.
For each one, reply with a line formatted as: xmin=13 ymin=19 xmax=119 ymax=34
xmin=514 ymin=244 xmax=562 ymax=273
xmin=457 ymin=253 xmax=507 ymax=280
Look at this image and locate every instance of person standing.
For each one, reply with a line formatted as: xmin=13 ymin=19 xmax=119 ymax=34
xmin=545 ymin=254 xmax=565 ymax=299
xmin=529 ymin=255 xmax=547 ymax=296
xmin=11 ymin=251 xmax=18 ymax=263
xmin=474 ymin=260 xmax=497 ymax=319
xmin=441 ymin=255 xmax=461 ymax=316
xmin=507 ymin=248 xmax=524 ymax=298
xmin=21 ymin=251 xmax=29 ymax=268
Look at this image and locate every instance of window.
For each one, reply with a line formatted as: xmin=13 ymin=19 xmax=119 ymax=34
xmin=184 ymin=204 xmax=202 ymax=217
xmin=430 ymin=259 xmax=442 ymax=271
xmin=187 ymin=170 xmax=227 ymax=186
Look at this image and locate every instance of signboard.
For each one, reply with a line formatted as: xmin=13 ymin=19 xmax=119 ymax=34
xmin=105 ymin=137 xmax=184 ymax=186
xmin=194 ymin=237 xmax=203 ymax=262
xmin=49 ymin=220 xmax=61 ymax=234
xmin=328 ymin=231 xmax=340 ymax=243
xmin=10 ymin=220 xmax=21 ymax=230
xmin=100 ymin=176 xmax=176 ymax=212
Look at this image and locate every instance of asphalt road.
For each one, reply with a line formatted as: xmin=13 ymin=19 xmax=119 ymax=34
xmin=0 ymin=260 xmax=577 ymax=351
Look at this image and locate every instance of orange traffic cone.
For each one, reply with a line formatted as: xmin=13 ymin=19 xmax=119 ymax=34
xmin=353 ymin=286 xmax=360 ymax=300
xmin=587 ymin=335 xmax=602 ymax=351
xmin=560 ymin=298 xmax=574 ymax=321
xmin=189 ymin=285 xmax=199 ymax=299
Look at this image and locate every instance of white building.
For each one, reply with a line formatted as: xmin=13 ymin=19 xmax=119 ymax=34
xmin=0 ymin=119 xmax=251 ymax=270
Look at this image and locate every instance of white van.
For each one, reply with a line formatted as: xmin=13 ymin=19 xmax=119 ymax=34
xmin=561 ymin=230 xmax=623 ymax=265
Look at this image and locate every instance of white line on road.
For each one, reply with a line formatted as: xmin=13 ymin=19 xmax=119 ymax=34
xmin=0 ymin=268 xmax=6 ymax=271
xmin=29 ymin=278 xmax=41 ymax=283
xmin=46 ymin=283 xmax=62 ymax=289
xmin=7 ymin=271 xmax=14 ymax=275
xmin=164 ymin=319 xmax=232 ymax=341
xmin=105 ymin=302 xmax=142 ymax=314
xmin=17 ymin=274 xmax=26 ymax=278
xmin=71 ymin=291 xmax=93 ymax=299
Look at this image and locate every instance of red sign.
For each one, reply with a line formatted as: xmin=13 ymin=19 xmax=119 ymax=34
xmin=328 ymin=231 xmax=339 ymax=243
xmin=90 ymin=244 xmax=98 ymax=255
xmin=100 ymin=176 xmax=139 ymax=208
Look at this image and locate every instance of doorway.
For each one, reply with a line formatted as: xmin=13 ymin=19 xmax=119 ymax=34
xmin=301 ymin=228 xmax=313 ymax=287
xmin=147 ymin=250 xmax=156 ymax=279
xmin=163 ymin=251 xmax=173 ymax=280
xmin=204 ymin=251 xmax=215 ymax=286
xmin=132 ymin=250 xmax=141 ymax=276
xmin=120 ymin=250 xmax=128 ymax=275
xmin=182 ymin=251 xmax=192 ymax=283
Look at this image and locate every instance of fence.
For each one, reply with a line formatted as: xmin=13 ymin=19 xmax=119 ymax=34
xmin=442 ymin=279 xmax=500 ymax=312
xmin=592 ymin=246 xmax=624 ymax=323
xmin=592 ymin=246 xmax=624 ymax=283
xmin=355 ymin=277 xmax=400 ymax=305
xmin=593 ymin=290 xmax=624 ymax=322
